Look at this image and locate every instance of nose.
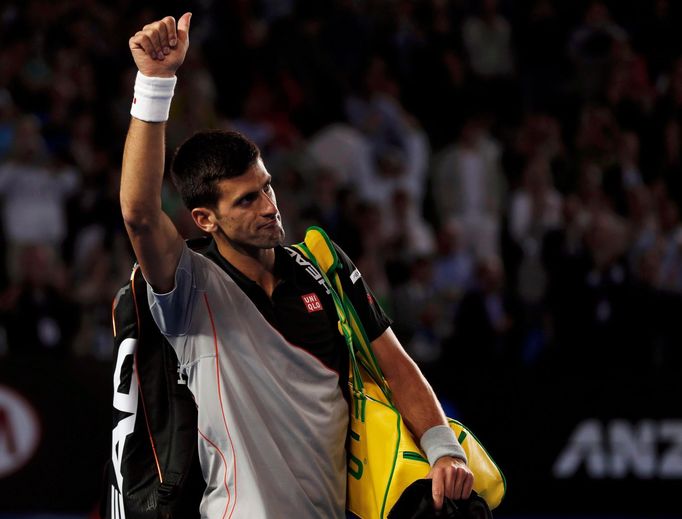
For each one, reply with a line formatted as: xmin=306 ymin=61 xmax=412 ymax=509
xmin=259 ymin=188 xmax=278 ymax=216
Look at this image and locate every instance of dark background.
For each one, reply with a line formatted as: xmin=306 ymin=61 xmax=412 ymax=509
xmin=0 ymin=0 xmax=681 ymax=517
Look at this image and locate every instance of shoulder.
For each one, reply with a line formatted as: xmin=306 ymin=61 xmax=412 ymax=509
xmin=176 ymin=240 xmax=221 ymax=290
xmin=331 ymin=240 xmax=351 ymax=265
xmin=331 ymin=241 xmax=367 ymax=288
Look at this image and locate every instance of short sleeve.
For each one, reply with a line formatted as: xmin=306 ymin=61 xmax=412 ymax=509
xmin=333 ymin=242 xmax=392 ymax=342
xmin=146 ymin=243 xmax=197 ymax=336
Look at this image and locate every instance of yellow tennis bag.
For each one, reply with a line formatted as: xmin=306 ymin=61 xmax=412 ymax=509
xmin=294 ymin=227 xmax=506 ymax=519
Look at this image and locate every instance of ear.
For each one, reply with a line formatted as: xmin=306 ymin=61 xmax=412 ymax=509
xmin=191 ymin=207 xmax=218 ymax=233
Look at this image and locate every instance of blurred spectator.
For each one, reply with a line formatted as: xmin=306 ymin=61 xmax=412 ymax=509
xmin=0 ymin=243 xmax=78 ymax=356
xmin=605 ymin=38 xmax=654 ymax=133
xmin=634 ymin=0 xmax=680 ymax=87
xmin=577 ymin=209 xmax=640 ymax=368
xmin=508 ymin=154 xmax=563 ymax=312
xmin=509 ymin=154 xmax=564 ymax=247
xmin=227 ymin=77 xmax=301 ymax=160
xmin=344 ymin=55 xmax=431 ymax=216
xmin=306 ymin=123 xmax=374 ymax=188
xmin=0 ymin=115 xmax=79 ymax=277
xmin=432 ymin=218 xmax=475 ymax=304
xmin=357 ymin=123 xmax=430 ymax=219
xmin=390 ymin=255 xmax=443 ymax=365
xmin=461 ymin=0 xmax=519 ymax=122
xmin=299 ymin=166 xmax=361 ymax=253
xmin=655 ymin=192 xmax=682 ymax=292
xmin=626 ymin=185 xmax=660 ymax=279
xmin=446 ymin=254 xmax=517 ymax=369
xmin=431 ymin=114 xmax=506 ymax=258
xmin=602 ymin=130 xmax=644 ymax=216
xmin=508 ymin=112 xmax=566 ymax=185
xmin=462 ymin=0 xmax=514 ymax=80
xmin=568 ymin=1 xmax=628 ymax=101
xmin=431 ymin=218 xmax=476 ymax=341
xmin=351 ymin=201 xmax=391 ymax=307
xmin=541 ymin=195 xmax=592 ymax=357
xmin=383 ymin=187 xmax=436 ymax=279
xmin=575 ymin=104 xmax=620 ymax=166
xmin=516 ymin=0 xmax=569 ymax=113
xmin=166 ymin=46 xmax=220 ymax=151
xmin=345 ymin=56 xmax=410 ymax=166
xmin=0 ymin=89 xmax=17 ymax=159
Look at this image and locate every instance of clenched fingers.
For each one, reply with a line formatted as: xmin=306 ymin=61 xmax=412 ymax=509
xmin=428 ymin=456 xmax=475 ymax=508
xmin=444 ymin=466 xmax=455 ymax=500
xmin=130 ymin=31 xmax=157 ymax=58
xmin=452 ymin=464 xmax=473 ymax=500
xmin=163 ymin=16 xmax=178 ymax=47
xmin=133 ymin=17 xmax=177 ymax=61
xmin=144 ymin=23 xmax=165 ymax=60
xmin=461 ymin=468 xmax=474 ymax=500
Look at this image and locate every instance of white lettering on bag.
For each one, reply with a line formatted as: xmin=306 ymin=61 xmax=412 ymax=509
xmin=111 ymin=338 xmax=139 ymax=492
xmin=285 ymin=247 xmax=331 ymax=294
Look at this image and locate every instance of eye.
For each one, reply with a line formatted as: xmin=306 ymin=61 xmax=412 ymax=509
xmin=263 ymin=182 xmax=272 ymax=193
xmin=237 ymin=192 xmax=258 ymax=206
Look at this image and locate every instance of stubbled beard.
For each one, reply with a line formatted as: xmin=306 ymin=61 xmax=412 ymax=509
xmin=216 ymin=222 xmax=285 ymax=251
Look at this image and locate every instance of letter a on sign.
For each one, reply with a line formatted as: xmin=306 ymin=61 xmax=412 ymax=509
xmin=0 ymin=385 xmax=40 ymax=478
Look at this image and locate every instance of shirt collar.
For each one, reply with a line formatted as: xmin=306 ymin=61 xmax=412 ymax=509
xmin=201 ymin=237 xmax=295 ymax=287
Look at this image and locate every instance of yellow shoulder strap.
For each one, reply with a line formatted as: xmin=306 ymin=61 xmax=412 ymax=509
xmin=299 ymin=226 xmax=340 ymax=276
xmin=294 ymin=226 xmax=391 ymax=401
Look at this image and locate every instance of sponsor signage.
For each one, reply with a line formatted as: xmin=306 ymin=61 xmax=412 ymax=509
xmin=0 ymin=356 xmax=110 ymax=512
xmin=0 ymin=385 xmax=41 ymax=478
xmin=554 ymin=419 xmax=682 ymax=480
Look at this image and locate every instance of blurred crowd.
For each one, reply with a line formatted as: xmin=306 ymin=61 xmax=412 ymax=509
xmin=1 ymin=0 xmax=681 ymax=378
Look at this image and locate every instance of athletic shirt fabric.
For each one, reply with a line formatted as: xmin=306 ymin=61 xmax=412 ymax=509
xmin=147 ymin=239 xmax=391 ymax=519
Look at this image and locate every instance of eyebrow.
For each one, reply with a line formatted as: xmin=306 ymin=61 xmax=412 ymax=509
xmin=232 ymin=175 xmax=272 ymax=206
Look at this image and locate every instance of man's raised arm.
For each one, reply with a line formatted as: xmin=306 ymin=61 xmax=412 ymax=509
xmin=120 ymin=13 xmax=192 ymax=293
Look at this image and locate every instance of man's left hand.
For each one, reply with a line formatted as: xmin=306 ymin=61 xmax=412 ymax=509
xmin=426 ymin=456 xmax=474 ymax=511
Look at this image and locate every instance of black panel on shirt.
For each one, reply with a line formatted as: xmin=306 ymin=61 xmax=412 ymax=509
xmin=191 ymin=237 xmax=392 ymax=395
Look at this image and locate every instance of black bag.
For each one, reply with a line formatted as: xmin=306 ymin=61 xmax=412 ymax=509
xmin=388 ymin=479 xmax=493 ymax=519
xmin=100 ymin=264 xmax=205 ymax=519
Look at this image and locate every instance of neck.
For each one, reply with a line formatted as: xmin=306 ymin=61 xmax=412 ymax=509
xmin=215 ymin=235 xmax=278 ymax=296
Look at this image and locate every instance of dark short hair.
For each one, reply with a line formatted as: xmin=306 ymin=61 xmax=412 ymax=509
xmin=170 ymin=130 xmax=260 ymax=209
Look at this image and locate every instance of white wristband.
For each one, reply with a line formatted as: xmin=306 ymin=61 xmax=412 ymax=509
xmin=130 ymin=71 xmax=177 ymax=123
xmin=420 ymin=424 xmax=467 ymax=466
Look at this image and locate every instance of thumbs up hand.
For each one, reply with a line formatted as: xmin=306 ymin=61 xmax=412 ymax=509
xmin=128 ymin=12 xmax=192 ymax=78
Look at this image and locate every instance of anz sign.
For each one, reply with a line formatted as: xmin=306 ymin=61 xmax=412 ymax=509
xmin=553 ymin=419 xmax=682 ymax=479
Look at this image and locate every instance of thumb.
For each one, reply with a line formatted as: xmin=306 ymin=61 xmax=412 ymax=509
xmin=432 ymin=473 xmax=444 ymax=511
xmin=177 ymin=12 xmax=192 ymax=42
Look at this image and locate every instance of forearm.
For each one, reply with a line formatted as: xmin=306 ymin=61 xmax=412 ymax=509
xmin=119 ymin=114 xmax=184 ymax=292
xmin=387 ymin=356 xmax=447 ymax=439
xmin=120 ymin=117 xmax=167 ymax=231
xmin=372 ymin=328 xmax=466 ymax=464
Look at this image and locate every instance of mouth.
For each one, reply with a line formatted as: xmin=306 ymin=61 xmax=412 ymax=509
xmin=259 ymin=218 xmax=281 ymax=230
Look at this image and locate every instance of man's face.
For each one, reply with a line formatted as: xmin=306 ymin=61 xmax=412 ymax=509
xmin=211 ymin=158 xmax=285 ymax=250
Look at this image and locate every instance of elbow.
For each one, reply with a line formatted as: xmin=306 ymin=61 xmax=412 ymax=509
xmin=121 ymin=204 xmax=159 ymax=235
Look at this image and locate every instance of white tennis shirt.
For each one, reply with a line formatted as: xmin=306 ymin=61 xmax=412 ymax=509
xmin=148 ymin=244 xmax=349 ymax=518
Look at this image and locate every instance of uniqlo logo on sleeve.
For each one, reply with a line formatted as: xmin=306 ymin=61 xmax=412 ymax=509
xmin=302 ymin=293 xmax=323 ymax=313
